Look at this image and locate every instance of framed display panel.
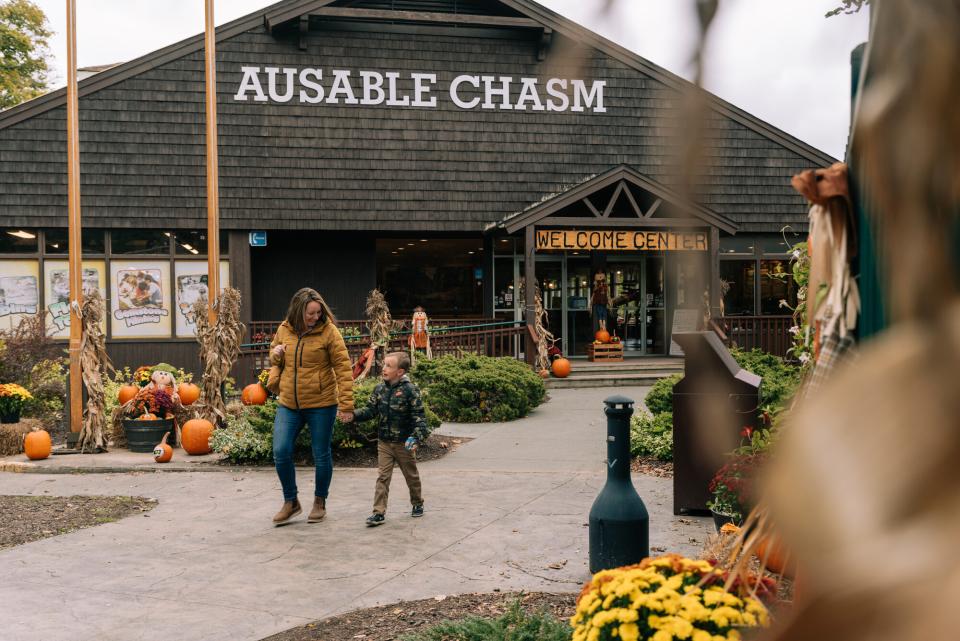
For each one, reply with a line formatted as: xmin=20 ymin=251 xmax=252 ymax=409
xmin=109 ymin=261 xmax=172 ymax=338
xmin=44 ymin=260 xmax=107 ymax=338
xmin=0 ymin=259 xmax=40 ymax=331
xmin=174 ymin=261 xmax=230 ymax=337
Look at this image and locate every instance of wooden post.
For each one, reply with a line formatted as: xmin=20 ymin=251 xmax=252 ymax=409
xmin=524 ymin=225 xmax=536 ymax=365
xmin=66 ymin=0 xmax=83 ymax=435
xmin=709 ymin=227 xmax=720 ymax=319
xmin=204 ymin=0 xmax=220 ymax=323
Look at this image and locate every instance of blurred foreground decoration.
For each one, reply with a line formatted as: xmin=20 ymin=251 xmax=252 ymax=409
xmin=760 ymin=1 xmax=960 ymax=639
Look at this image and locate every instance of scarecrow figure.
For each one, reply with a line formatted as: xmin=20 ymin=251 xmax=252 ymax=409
xmin=408 ymin=306 xmax=432 ymax=364
xmin=590 ymin=270 xmax=610 ymax=332
xmin=146 ymin=363 xmax=180 ymax=404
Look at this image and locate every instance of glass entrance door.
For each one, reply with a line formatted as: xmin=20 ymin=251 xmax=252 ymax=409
xmin=607 ymin=255 xmax=668 ymax=356
xmin=566 ymin=256 xmax=592 ymax=356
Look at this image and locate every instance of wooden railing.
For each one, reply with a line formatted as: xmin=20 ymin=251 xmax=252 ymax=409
xmin=246 ymin=317 xmax=494 ymax=346
xmin=714 ymin=315 xmax=794 ymax=359
xmin=236 ymin=320 xmax=525 ymax=387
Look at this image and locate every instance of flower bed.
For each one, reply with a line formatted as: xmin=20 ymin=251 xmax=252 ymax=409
xmin=572 ymin=554 xmax=769 ymax=641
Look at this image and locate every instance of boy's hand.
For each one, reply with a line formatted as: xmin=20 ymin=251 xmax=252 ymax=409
xmin=271 ymin=344 xmax=286 ymax=360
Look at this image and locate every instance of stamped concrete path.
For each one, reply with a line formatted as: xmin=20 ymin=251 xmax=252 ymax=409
xmin=0 ymin=387 xmax=712 ymax=641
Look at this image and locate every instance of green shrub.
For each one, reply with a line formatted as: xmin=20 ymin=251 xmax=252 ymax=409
xmin=641 ymin=349 xmax=800 ymax=419
xmin=630 ymin=412 xmax=674 ymax=461
xmin=0 ymin=315 xmax=67 ymax=430
xmin=729 ymin=347 xmax=801 ymax=413
xmin=643 ymin=373 xmax=682 ymax=415
xmin=213 ymin=379 xmax=442 ymax=464
xmin=412 ymin=355 xmax=545 ymax=423
xmin=400 ymin=598 xmax=572 ymax=641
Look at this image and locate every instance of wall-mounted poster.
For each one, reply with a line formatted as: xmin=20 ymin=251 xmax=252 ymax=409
xmin=0 ymin=260 xmax=40 ymax=331
xmin=44 ymin=260 xmax=107 ymax=338
xmin=174 ymin=261 xmax=230 ymax=337
xmin=110 ymin=261 xmax=172 ymax=338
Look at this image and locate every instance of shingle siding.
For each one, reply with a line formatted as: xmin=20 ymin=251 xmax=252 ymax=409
xmin=0 ymin=17 xmax=819 ymax=233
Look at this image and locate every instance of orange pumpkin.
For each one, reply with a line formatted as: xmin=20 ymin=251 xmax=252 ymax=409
xmin=551 ymin=357 xmax=571 ymax=378
xmin=24 ymin=429 xmax=52 ymax=460
xmin=153 ymin=432 xmax=173 ymax=463
xmin=118 ymin=384 xmax=139 ymax=405
xmin=177 ymin=382 xmax=200 ymax=406
xmin=140 ymin=413 xmax=157 ymax=420
xmin=755 ymin=534 xmax=792 ymax=577
xmin=595 ymin=329 xmax=611 ymax=343
xmin=241 ymin=383 xmax=268 ymax=406
xmin=181 ymin=418 xmax=214 ymax=455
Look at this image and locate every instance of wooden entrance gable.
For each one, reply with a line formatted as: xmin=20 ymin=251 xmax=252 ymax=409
xmin=487 ymin=164 xmax=737 ymax=363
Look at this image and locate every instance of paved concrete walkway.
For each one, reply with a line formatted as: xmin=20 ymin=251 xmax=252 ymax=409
xmin=0 ymin=387 xmax=712 ymax=641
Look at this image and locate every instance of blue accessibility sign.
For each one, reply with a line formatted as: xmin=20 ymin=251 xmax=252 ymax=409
xmin=248 ymin=231 xmax=267 ymax=247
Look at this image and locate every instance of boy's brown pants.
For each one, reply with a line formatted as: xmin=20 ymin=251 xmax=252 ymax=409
xmin=373 ymin=440 xmax=423 ymax=515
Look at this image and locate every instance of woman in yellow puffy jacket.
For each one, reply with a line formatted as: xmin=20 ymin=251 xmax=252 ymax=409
xmin=267 ymin=287 xmax=354 ymax=525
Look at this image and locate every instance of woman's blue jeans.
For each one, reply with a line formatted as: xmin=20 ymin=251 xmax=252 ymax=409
xmin=273 ymin=404 xmax=336 ymax=502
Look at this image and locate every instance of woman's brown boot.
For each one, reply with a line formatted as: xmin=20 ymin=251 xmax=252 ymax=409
xmin=308 ymin=496 xmax=326 ymax=523
xmin=272 ymin=499 xmax=301 ymax=525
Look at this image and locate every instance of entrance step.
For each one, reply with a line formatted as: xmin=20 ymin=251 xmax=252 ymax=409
xmin=545 ymin=358 xmax=684 ymax=389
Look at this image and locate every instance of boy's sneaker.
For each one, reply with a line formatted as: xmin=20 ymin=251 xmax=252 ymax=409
xmin=365 ymin=513 xmax=385 ymax=527
xmin=411 ymin=504 xmax=424 ymax=517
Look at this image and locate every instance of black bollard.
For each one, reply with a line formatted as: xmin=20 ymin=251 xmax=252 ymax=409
xmin=589 ymin=395 xmax=650 ymax=573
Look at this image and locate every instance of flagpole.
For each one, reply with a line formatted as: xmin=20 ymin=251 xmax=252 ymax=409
xmin=66 ymin=0 xmax=83 ymax=436
xmin=204 ymin=0 xmax=220 ymax=322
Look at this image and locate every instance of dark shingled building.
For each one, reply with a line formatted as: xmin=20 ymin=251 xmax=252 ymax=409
xmin=0 ymin=0 xmax=832 ymax=365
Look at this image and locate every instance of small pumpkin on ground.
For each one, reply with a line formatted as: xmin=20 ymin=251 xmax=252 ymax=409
xmin=181 ymin=418 xmax=214 ymax=455
xmin=153 ymin=431 xmax=173 ymax=463
xmin=24 ymin=428 xmax=52 ymax=460
xmin=551 ymin=357 xmax=571 ymax=378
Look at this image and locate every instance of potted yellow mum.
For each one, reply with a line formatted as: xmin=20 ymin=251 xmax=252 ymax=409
xmin=0 ymin=383 xmax=33 ymax=424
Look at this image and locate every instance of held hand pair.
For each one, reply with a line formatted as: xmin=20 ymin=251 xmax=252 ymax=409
xmin=337 ymin=410 xmax=354 ymax=423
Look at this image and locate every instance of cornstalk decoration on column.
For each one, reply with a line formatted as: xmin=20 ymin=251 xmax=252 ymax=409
xmin=365 ymin=289 xmax=392 ymax=371
xmin=77 ymin=291 xmax=112 ymax=453
xmin=193 ymin=287 xmax=244 ymax=426
xmin=533 ymin=284 xmax=555 ymax=373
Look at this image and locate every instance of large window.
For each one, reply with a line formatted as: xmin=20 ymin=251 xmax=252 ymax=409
xmin=720 ymin=260 xmax=755 ymax=315
xmin=0 ymin=229 xmax=229 ymax=339
xmin=376 ymin=238 xmax=484 ymax=317
xmin=719 ymin=232 xmax=800 ymax=316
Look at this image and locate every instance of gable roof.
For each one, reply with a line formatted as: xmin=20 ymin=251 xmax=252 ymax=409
xmin=0 ymin=0 xmax=834 ymax=167
xmin=491 ymin=164 xmax=739 ymax=235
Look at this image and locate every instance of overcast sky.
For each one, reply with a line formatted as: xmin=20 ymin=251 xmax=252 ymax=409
xmin=32 ymin=0 xmax=868 ymax=159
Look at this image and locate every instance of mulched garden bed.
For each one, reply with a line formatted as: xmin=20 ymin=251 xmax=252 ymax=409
xmin=0 ymin=495 xmax=157 ymax=550
xmin=630 ymin=456 xmax=673 ymax=478
xmin=260 ymin=591 xmax=576 ymax=641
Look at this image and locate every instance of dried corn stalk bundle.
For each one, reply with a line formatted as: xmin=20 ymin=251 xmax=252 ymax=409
xmin=365 ymin=289 xmax=392 ymax=347
xmin=533 ymin=285 xmax=555 ymax=372
xmin=193 ymin=287 xmax=245 ymax=426
xmin=365 ymin=289 xmax=392 ymax=370
xmin=77 ymin=291 xmax=113 ymax=453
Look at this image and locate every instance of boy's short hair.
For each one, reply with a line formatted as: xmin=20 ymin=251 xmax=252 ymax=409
xmin=386 ymin=351 xmax=411 ymax=372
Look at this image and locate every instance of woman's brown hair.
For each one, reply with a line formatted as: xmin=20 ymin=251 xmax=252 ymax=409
xmin=285 ymin=287 xmax=337 ymax=334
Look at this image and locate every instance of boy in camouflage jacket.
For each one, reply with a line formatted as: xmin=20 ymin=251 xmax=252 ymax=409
xmin=352 ymin=351 xmax=430 ymax=526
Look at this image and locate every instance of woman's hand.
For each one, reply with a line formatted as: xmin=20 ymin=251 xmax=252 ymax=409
xmin=337 ymin=410 xmax=354 ymax=423
xmin=271 ymin=344 xmax=286 ymax=360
